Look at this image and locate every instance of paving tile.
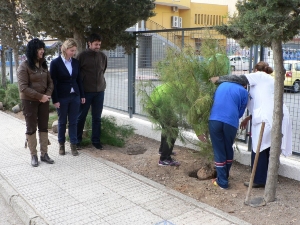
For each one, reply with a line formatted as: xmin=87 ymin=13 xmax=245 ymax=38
xmin=103 ymin=205 xmax=163 ymax=225
xmin=0 ymin=111 xmax=249 ymax=225
xmin=141 ymin=195 xmax=196 ymax=220
xmin=170 ymin=208 xmax=231 ymax=225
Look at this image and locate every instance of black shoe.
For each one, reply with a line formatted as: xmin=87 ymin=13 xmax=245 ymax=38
xmin=41 ymin=153 xmax=54 ymax=164
xmin=31 ymin=155 xmax=38 ymax=167
xmin=244 ymin=182 xmax=265 ymax=188
xmin=92 ymin=143 xmax=103 ymax=150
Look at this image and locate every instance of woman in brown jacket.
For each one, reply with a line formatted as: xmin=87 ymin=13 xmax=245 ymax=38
xmin=17 ymin=38 xmax=54 ymax=167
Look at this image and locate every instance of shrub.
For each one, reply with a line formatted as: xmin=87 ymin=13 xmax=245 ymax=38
xmin=49 ymin=103 xmax=56 ymax=112
xmin=82 ymin=115 xmax=135 ymax=147
xmin=0 ymin=88 xmax=5 ymax=102
xmin=4 ymin=83 xmax=20 ymax=109
xmin=48 ymin=113 xmax=58 ymax=129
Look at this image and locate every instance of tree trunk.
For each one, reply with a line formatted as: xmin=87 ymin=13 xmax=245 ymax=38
xmin=13 ymin=48 xmax=19 ymax=70
xmin=264 ymin=39 xmax=285 ymax=203
xmin=1 ymin=50 xmax=6 ymax=88
xmin=73 ymin=30 xmax=86 ymax=55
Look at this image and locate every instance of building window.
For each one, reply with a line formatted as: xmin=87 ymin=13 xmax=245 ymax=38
xmin=201 ymin=14 xmax=203 ymax=25
xmin=109 ymin=46 xmax=125 ymax=58
xmin=204 ymin=14 xmax=206 ymax=25
xmin=195 ymin=14 xmax=197 ymax=24
xmin=198 ymin=14 xmax=200 ymax=24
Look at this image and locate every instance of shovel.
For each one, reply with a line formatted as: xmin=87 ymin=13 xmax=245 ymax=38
xmin=244 ymin=122 xmax=266 ymax=207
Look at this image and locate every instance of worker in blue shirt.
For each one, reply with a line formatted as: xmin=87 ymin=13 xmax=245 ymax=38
xmin=209 ymin=82 xmax=248 ymax=189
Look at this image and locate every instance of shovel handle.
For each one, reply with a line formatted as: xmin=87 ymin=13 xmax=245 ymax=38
xmin=245 ymin=122 xmax=265 ymax=203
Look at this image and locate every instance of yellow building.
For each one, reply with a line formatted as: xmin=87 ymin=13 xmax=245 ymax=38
xmin=140 ymin=0 xmax=228 ymax=50
xmin=151 ymin=0 xmax=228 ymax=29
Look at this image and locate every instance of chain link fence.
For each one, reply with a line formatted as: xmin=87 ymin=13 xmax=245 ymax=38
xmin=103 ymin=27 xmax=300 ymax=154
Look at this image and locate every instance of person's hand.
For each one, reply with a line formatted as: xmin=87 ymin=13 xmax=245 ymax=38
xmin=210 ymin=76 xmax=219 ymax=83
xmin=40 ymin=95 xmax=51 ymax=103
xmin=81 ymin=98 xmax=86 ymax=104
xmin=240 ymin=116 xmax=251 ymax=130
xmin=197 ymin=134 xmax=208 ymax=143
xmin=54 ymin=102 xmax=60 ymax=108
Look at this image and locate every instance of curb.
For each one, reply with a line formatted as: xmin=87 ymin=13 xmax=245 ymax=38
xmin=0 ymin=174 xmax=48 ymax=225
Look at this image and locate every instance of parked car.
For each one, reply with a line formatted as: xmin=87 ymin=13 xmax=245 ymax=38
xmin=228 ymin=55 xmax=250 ymax=71
xmin=282 ymin=60 xmax=300 ymax=92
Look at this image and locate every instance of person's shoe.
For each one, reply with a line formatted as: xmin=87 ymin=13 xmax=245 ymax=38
xmin=70 ymin=144 xmax=79 ymax=156
xmin=41 ymin=153 xmax=54 ymax=164
xmin=212 ymin=178 xmax=228 ymax=190
xmin=76 ymin=143 xmax=82 ymax=150
xmin=158 ymin=151 xmax=177 ymax=156
xmin=158 ymin=158 xmax=180 ymax=166
xmin=92 ymin=143 xmax=104 ymax=150
xmin=59 ymin=143 xmax=65 ymax=155
xmin=244 ymin=182 xmax=265 ymax=188
xmin=31 ymin=155 xmax=38 ymax=167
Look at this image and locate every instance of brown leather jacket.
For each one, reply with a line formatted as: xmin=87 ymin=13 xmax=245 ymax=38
xmin=17 ymin=60 xmax=53 ymax=101
xmin=77 ymin=49 xmax=107 ymax=92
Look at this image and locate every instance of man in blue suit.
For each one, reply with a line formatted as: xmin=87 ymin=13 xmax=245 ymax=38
xmin=51 ymin=39 xmax=85 ymax=156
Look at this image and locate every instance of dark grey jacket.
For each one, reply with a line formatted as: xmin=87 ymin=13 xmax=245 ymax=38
xmin=77 ymin=49 xmax=107 ymax=92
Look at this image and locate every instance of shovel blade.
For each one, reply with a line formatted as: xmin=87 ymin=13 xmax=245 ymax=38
xmin=244 ymin=197 xmax=266 ymax=208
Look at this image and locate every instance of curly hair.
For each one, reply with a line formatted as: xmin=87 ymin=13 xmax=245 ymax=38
xmin=26 ymin=38 xmax=47 ymax=70
xmin=255 ymin=61 xmax=273 ymax=74
xmin=87 ymin=33 xmax=102 ymax=44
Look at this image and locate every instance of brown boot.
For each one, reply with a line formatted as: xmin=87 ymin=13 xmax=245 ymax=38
xmin=39 ymin=132 xmax=54 ymax=163
xmin=26 ymin=133 xmax=38 ymax=167
xmin=59 ymin=143 xmax=65 ymax=155
xmin=70 ymin=144 xmax=79 ymax=156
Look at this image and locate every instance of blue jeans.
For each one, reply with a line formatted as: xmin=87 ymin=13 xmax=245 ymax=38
xmin=57 ymin=93 xmax=80 ymax=144
xmin=209 ymin=120 xmax=237 ymax=189
xmin=77 ymin=92 xmax=104 ymax=144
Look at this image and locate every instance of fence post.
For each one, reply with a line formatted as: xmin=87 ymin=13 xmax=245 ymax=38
xmin=253 ymin=45 xmax=259 ymax=66
xmin=260 ymin=46 xmax=265 ymax=61
xmin=181 ymin=30 xmax=184 ymax=48
xmin=9 ymin=48 xmax=13 ymax=83
xmin=128 ymin=32 xmax=136 ymax=118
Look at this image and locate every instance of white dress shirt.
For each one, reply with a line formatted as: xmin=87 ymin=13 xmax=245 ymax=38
xmin=61 ymin=55 xmax=75 ymax=93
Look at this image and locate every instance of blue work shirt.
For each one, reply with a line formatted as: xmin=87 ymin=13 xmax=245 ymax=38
xmin=209 ymin=82 xmax=248 ymax=128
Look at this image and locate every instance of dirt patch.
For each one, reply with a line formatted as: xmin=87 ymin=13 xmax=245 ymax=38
xmin=6 ymin=111 xmax=300 ymax=225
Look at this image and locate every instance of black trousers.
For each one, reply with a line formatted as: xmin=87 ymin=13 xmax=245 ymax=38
xmin=251 ymin=147 xmax=270 ymax=184
xmin=22 ymin=100 xmax=49 ymax=135
xmin=159 ymin=127 xmax=177 ymax=161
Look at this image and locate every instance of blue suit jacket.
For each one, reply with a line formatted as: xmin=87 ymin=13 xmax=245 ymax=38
xmin=50 ymin=56 xmax=84 ymax=104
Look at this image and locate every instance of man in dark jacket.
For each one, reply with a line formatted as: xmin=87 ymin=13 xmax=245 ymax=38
xmin=77 ymin=33 xmax=107 ymax=149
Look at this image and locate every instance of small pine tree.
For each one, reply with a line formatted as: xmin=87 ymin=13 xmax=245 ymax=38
xmin=139 ymin=39 xmax=230 ymax=160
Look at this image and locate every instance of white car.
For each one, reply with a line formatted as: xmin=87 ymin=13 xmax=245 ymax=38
xmin=228 ymin=55 xmax=250 ymax=71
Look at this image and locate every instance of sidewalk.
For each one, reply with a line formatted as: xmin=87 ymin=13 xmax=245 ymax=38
xmin=0 ymin=111 xmax=250 ymax=225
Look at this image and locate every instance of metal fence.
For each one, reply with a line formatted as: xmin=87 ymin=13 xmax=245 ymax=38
xmin=103 ymin=27 xmax=300 ymax=154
